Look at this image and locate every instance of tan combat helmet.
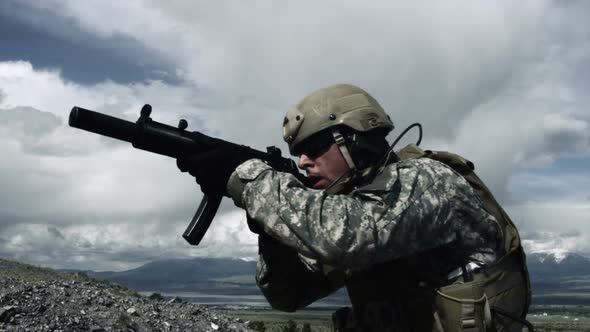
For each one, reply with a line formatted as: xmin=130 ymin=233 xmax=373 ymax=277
xmin=283 ymin=84 xmax=394 ymax=169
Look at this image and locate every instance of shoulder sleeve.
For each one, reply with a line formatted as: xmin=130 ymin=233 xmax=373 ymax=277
xmin=228 ymin=158 xmax=502 ymax=271
xmin=255 ymin=234 xmax=344 ymax=312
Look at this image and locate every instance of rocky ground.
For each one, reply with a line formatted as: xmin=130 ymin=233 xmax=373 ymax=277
xmin=0 ymin=258 xmax=253 ymax=332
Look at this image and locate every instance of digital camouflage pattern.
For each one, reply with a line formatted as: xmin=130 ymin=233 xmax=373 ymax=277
xmin=228 ymin=157 xmax=501 ymax=270
xmin=226 ymin=157 xmax=503 ymax=329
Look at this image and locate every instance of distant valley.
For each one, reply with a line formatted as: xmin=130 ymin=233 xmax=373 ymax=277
xmin=526 ymin=252 xmax=590 ymax=305
xmin=85 ymin=257 xmax=259 ymax=296
xmin=72 ymin=252 xmax=590 ymax=306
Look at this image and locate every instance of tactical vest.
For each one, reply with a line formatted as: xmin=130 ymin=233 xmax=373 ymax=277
xmin=333 ymin=145 xmax=532 ymax=332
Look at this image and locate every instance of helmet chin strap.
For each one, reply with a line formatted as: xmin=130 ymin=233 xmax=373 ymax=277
xmin=322 ymin=128 xmax=359 ymax=195
xmin=331 ymin=128 xmax=356 ymax=171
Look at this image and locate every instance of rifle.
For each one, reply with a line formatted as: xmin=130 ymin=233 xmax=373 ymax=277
xmin=68 ymin=104 xmax=302 ymax=246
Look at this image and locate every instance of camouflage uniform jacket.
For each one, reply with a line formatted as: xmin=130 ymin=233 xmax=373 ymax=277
xmin=227 ymin=157 xmax=502 ymax=328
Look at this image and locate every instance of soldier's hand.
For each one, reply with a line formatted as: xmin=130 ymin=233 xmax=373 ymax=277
xmin=177 ymin=142 xmax=255 ymax=196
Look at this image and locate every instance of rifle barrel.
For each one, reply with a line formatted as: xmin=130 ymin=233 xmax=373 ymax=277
xmin=69 ymin=107 xmax=136 ymax=143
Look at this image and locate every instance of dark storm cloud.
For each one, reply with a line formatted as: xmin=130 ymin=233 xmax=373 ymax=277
xmin=0 ymin=1 xmax=179 ymax=85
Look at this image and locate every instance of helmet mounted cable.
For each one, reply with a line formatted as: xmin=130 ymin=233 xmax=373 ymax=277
xmin=391 ymin=122 xmax=423 ymax=150
xmin=360 ymin=122 xmax=423 ymax=185
xmin=323 ymin=123 xmax=423 ymax=193
xmin=381 ymin=122 xmax=423 ymax=164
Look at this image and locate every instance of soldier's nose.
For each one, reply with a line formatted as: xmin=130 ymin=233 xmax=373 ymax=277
xmin=297 ymin=153 xmax=314 ymax=170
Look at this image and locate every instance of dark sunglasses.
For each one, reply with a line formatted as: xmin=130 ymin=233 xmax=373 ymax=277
xmin=294 ymin=130 xmax=335 ymax=158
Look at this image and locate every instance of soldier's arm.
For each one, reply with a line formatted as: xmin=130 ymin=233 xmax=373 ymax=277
xmin=227 ymin=158 xmax=502 ymax=271
xmin=255 ymin=233 xmax=344 ymax=312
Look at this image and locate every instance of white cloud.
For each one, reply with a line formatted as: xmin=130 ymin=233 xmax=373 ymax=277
xmin=0 ymin=62 xmax=239 ymax=270
xmin=522 ymin=230 xmax=590 ymax=258
xmin=510 ymin=199 xmax=590 ymax=234
xmin=509 ymin=171 xmax=590 ymax=202
xmin=6 ymin=2 xmax=553 ymax=138
xmin=444 ymin=85 xmax=589 ymax=200
xmin=1 ymin=1 xmax=590 ymax=269
xmin=511 ymin=198 xmax=590 ymax=257
xmin=0 ymin=206 xmax=256 ymax=271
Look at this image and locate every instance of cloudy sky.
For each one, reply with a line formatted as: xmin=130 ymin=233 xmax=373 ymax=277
xmin=0 ymin=0 xmax=588 ymax=271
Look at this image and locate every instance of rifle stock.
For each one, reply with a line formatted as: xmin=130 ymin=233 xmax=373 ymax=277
xmin=68 ymin=104 xmax=302 ymax=245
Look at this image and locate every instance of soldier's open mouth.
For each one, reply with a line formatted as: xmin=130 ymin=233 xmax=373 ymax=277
xmin=309 ymin=176 xmax=329 ymax=189
xmin=307 ymin=175 xmax=323 ymax=189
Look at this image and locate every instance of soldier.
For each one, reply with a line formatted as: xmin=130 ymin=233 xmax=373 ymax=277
xmin=178 ymin=84 xmax=530 ymax=331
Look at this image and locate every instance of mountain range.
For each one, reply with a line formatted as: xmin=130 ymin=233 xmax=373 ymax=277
xmin=526 ymin=252 xmax=590 ymax=305
xmin=77 ymin=251 xmax=590 ymax=306
xmin=83 ymin=257 xmax=259 ymax=296
xmin=527 ymin=252 xmax=590 ymax=276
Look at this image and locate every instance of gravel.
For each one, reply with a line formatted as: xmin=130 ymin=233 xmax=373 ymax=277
xmin=0 ymin=258 xmax=253 ymax=332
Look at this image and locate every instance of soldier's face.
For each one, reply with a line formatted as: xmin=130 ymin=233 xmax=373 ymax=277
xmin=297 ymin=143 xmax=350 ymax=189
